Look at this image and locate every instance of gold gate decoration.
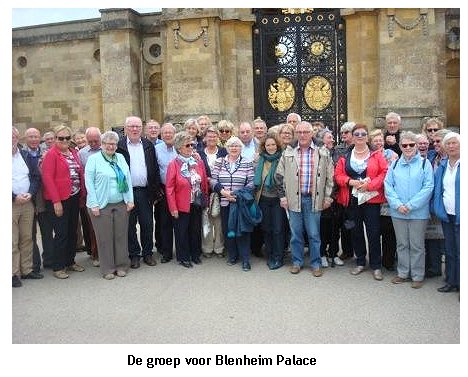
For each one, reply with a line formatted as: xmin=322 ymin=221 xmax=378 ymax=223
xmin=304 ymin=76 xmax=332 ymax=111
xmin=268 ymin=77 xmax=295 ymax=111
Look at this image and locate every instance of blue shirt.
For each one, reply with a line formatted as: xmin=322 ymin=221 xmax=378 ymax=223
xmin=155 ymin=142 xmax=177 ymax=184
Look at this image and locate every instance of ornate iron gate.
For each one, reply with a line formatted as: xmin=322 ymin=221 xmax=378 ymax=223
xmin=253 ymin=8 xmax=347 ymax=135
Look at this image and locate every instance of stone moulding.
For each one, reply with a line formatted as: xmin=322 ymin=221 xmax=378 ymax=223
xmin=172 ymin=19 xmax=209 ymax=49
xmin=387 ymin=8 xmax=428 ymax=37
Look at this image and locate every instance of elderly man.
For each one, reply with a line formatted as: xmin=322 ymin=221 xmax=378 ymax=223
xmin=286 ymin=112 xmax=301 ymax=128
xmin=78 ymin=127 xmax=101 ymax=265
xmin=253 ymin=118 xmax=268 ymax=144
xmin=23 ymin=128 xmax=54 ymax=272
xmin=384 ymin=112 xmax=402 ymax=156
xmin=145 ymin=119 xmax=163 ymax=145
xmin=41 ymin=131 xmax=55 ymax=151
xmin=155 ymin=123 xmax=178 ymax=263
xmin=238 ymin=121 xmax=257 ymax=162
xmin=12 ymin=127 xmax=43 ymax=287
xmin=117 ymin=116 xmax=161 ymax=268
xmin=275 ymin=121 xmax=334 ymax=277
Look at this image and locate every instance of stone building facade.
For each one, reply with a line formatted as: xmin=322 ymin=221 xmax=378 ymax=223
xmin=12 ymin=8 xmax=459 ymax=135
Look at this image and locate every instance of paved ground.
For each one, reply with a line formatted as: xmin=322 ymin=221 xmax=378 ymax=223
xmin=12 ymin=250 xmax=459 ymax=344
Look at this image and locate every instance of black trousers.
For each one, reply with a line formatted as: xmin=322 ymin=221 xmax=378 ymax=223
xmin=32 ymin=210 xmax=54 ymax=271
xmin=173 ymin=205 xmax=202 ymax=262
xmin=128 ymin=187 xmax=154 ymax=258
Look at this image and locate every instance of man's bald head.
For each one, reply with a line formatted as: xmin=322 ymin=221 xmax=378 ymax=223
xmin=85 ymin=127 xmax=102 ymax=150
xmin=25 ymin=128 xmax=41 ymax=149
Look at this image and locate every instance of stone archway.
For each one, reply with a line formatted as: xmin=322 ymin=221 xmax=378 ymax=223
xmin=445 ymin=58 xmax=459 ymax=129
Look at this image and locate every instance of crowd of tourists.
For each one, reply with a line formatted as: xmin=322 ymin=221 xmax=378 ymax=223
xmin=12 ymin=112 xmax=460 ymax=294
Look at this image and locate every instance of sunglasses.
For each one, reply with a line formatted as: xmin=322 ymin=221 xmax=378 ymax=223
xmin=401 ymin=143 xmax=416 ymax=148
xmin=219 ymin=129 xmax=231 ymax=133
xmin=184 ymin=143 xmax=196 ymax=148
xmin=57 ymin=136 xmax=71 ymax=141
xmin=426 ymin=128 xmax=438 ymax=132
xmin=353 ymin=132 xmax=368 ymax=137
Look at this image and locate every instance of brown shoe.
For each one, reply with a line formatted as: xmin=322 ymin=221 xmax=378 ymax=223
xmin=68 ymin=263 xmax=85 ymax=272
xmin=411 ymin=280 xmax=424 ymax=289
xmin=53 ymin=270 xmax=69 ymax=279
xmin=312 ymin=268 xmax=323 ymax=277
xmin=391 ymin=276 xmax=411 ymax=284
xmin=143 ymin=255 xmax=157 ymax=266
xmin=289 ymin=265 xmax=301 ymax=274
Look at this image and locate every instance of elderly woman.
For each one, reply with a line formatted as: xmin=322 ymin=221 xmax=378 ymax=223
xmin=433 ymin=132 xmax=460 ymax=293
xmin=369 ymin=129 xmax=399 ymax=271
xmin=41 ymin=125 xmax=86 ymax=279
xmin=166 ymin=131 xmax=209 ymax=268
xmin=277 ymin=123 xmax=295 ymax=148
xmin=385 ymin=131 xmax=434 ymax=288
xmin=210 ymin=136 xmax=255 ymax=271
xmin=422 ymin=118 xmax=444 ymax=151
xmin=216 ymin=120 xmax=235 ymax=147
xmin=184 ymin=118 xmax=203 ymax=150
xmin=85 ymin=131 xmax=134 ymax=280
xmin=334 ymin=124 xmax=388 ymax=280
xmin=199 ymin=126 xmax=227 ymax=258
xmin=254 ymin=134 xmax=284 ymax=269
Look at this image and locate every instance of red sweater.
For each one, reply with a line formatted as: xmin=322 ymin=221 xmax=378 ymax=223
xmin=166 ymin=158 xmax=209 ymax=213
xmin=41 ymin=146 xmax=86 ymax=204
xmin=334 ymin=150 xmax=388 ymax=207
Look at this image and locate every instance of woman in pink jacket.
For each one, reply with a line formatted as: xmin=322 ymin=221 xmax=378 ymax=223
xmin=41 ymin=125 xmax=86 ymax=279
xmin=166 ymin=131 xmax=209 ymax=268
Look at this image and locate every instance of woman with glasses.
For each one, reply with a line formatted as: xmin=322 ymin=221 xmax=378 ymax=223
xmin=210 ymin=136 xmax=255 ymax=271
xmin=166 ymin=131 xmax=209 ymax=268
xmin=277 ymin=123 xmax=295 ymax=148
xmin=85 ymin=131 xmax=134 ymax=280
xmin=384 ymin=131 xmax=434 ymax=289
xmin=334 ymin=124 xmax=388 ymax=281
xmin=422 ymin=118 xmax=444 ymax=151
xmin=41 ymin=125 xmax=86 ymax=279
xmin=216 ymin=120 xmax=234 ymax=147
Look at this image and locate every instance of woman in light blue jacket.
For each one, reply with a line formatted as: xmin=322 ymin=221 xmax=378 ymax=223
xmin=384 ymin=131 xmax=434 ymax=289
xmin=85 ymin=131 xmax=134 ymax=280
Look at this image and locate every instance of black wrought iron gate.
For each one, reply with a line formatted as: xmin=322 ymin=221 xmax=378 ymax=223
xmin=253 ymin=8 xmax=347 ymax=136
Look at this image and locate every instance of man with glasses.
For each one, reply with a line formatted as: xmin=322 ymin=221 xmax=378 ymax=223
xmin=384 ymin=112 xmax=402 ymax=156
xmin=145 ymin=120 xmax=163 ymax=146
xmin=276 ymin=121 xmax=334 ymax=277
xmin=117 ymin=116 xmax=161 ymax=268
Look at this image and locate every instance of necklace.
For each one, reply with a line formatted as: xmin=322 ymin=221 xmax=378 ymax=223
xmin=354 ymin=147 xmax=369 ymax=154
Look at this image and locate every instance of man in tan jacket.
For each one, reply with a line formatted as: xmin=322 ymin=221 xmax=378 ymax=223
xmin=275 ymin=121 xmax=334 ymax=277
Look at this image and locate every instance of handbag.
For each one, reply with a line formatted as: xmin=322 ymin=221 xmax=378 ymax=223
xmin=208 ymin=192 xmax=221 ymax=218
xmin=193 ymin=190 xmax=207 ymax=208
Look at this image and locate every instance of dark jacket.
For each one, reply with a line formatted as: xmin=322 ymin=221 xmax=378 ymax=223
xmin=227 ymin=188 xmax=262 ymax=237
xmin=12 ymin=149 xmax=41 ymax=202
xmin=384 ymin=130 xmax=402 ymax=156
xmin=199 ymin=147 xmax=227 ymax=177
xmin=431 ymin=158 xmax=460 ymax=225
xmin=117 ymin=137 xmax=161 ymax=203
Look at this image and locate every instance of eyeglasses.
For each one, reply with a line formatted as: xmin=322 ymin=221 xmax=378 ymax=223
xmin=184 ymin=143 xmax=196 ymax=148
xmin=353 ymin=132 xmax=368 ymax=137
xmin=426 ymin=128 xmax=438 ymax=133
xmin=280 ymin=132 xmax=293 ymax=136
xmin=56 ymin=136 xmax=71 ymax=141
xmin=433 ymin=140 xmax=442 ymax=144
xmin=296 ymin=130 xmax=311 ymax=135
xmin=401 ymin=143 xmax=416 ymax=148
xmin=103 ymin=142 xmax=117 ymax=147
xmin=228 ymin=144 xmax=241 ymax=148
xmin=340 ymin=131 xmax=350 ymax=134
xmin=219 ymin=129 xmax=231 ymax=133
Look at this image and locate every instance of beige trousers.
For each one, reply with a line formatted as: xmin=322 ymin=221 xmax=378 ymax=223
xmin=12 ymin=200 xmax=34 ymax=276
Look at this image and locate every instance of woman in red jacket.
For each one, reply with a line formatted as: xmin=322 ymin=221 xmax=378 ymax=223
xmin=334 ymin=124 xmax=388 ymax=280
xmin=41 ymin=125 xmax=86 ymax=279
xmin=166 ymin=131 xmax=209 ymax=268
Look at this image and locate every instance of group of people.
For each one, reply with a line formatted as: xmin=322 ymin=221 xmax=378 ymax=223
xmin=12 ymin=112 xmax=460 ymax=295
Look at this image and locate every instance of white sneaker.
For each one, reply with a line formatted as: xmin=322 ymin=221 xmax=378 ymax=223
xmin=321 ymin=256 xmax=329 ymax=268
xmin=333 ymin=256 xmax=344 ymax=266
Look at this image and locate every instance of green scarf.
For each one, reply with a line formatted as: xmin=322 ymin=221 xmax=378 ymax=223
xmin=254 ymin=150 xmax=282 ymax=190
xmin=101 ymin=152 xmax=129 ymax=193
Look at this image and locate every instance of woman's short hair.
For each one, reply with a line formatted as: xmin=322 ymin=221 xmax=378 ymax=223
xmin=53 ymin=124 xmax=72 ymax=136
xmin=442 ymin=132 xmax=460 ymax=148
xmin=217 ymin=119 xmax=234 ymax=132
xmin=351 ymin=123 xmax=369 ymax=134
xmin=258 ymin=134 xmax=281 ymax=154
xmin=204 ymin=126 xmax=218 ymax=135
xmin=434 ymin=129 xmax=450 ymax=139
xmin=224 ymin=136 xmax=244 ymax=149
xmin=423 ymin=117 xmax=444 ymax=133
xmin=101 ymin=130 xmax=120 ymax=144
xmin=399 ymin=131 xmax=418 ymax=144
xmin=173 ymin=131 xmax=193 ymax=152
xmin=368 ymin=129 xmax=383 ymax=143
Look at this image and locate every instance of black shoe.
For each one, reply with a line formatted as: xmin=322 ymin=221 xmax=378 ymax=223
xmin=21 ymin=271 xmax=44 ymax=279
xmin=160 ymin=256 xmax=172 ymax=263
xmin=179 ymin=261 xmax=193 ymax=268
xmin=130 ymin=256 xmax=140 ymax=269
xmin=437 ymin=284 xmax=459 ymax=293
xmin=226 ymin=259 xmax=237 ymax=266
xmin=12 ymin=276 xmax=22 ymax=288
xmin=192 ymin=257 xmax=202 ymax=265
xmin=143 ymin=255 xmax=157 ymax=266
xmin=242 ymin=262 xmax=251 ymax=271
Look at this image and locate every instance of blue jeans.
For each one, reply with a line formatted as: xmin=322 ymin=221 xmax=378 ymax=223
xmin=288 ymin=195 xmax=321 ymax=269
xmin=441 ymin=216 xmax=460 ymax=288
xmin=221 ymin=205 xmax=250 ymax=263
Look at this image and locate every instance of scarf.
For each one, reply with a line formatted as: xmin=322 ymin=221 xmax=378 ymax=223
xmin=101 ymin=152 xmax=128 ymax=193
xmin=177 ymin=154 xmax=198 ymax=177
xmin=254 ymin=150 xmax=282 ymax=190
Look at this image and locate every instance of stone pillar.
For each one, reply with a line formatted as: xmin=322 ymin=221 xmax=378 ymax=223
xmin=374 ymin=8 xmax=446 ymax=130
xmin=99 ymin=9 xmax=142 ymax=128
